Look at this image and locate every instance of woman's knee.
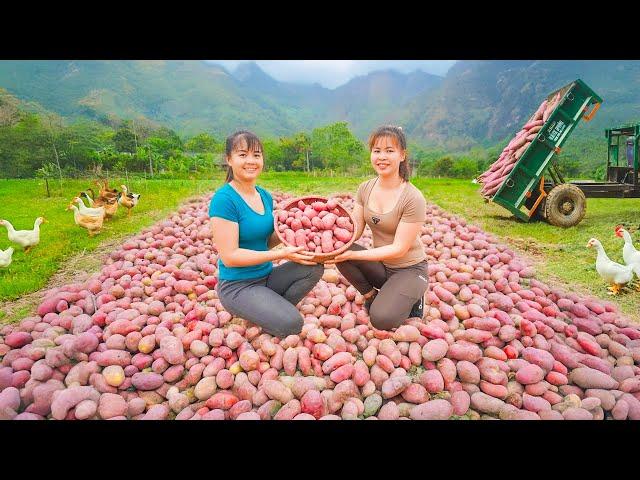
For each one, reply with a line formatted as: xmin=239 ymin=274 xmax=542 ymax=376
xmin=310 ymin=263 xmax=324 ymax=280
xmin=369 ymin=304 xmax=403 ymax=331
xmin=273 ymin=314 xmax=304 ymax=338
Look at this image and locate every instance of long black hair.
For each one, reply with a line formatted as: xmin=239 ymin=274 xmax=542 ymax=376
xmin=224 ymin=130 xmax=264 ymax=183
xmin=368 ymin=125 xmax=411 ymax=181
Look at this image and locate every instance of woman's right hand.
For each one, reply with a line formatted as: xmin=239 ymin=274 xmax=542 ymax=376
xmin=281 ymin=246 xmax=317 ymax=265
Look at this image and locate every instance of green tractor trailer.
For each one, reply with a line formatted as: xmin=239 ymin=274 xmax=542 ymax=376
xmin=489 ymin=78 xmax=640 ymax=228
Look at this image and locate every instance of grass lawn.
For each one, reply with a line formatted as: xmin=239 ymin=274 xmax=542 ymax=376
xmin=0 ymin=178 xmax=213 ymax=309
xmin=1 ymin=172 xmax=639 ymax=323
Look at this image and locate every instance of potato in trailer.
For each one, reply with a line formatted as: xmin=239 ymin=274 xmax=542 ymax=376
xmin=489 ymin=78 xmax=612 ymax=227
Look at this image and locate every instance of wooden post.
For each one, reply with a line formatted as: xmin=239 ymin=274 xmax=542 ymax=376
xmin=45 ymin=115 xmax=63 ymax=191
xmin=45 ymin=177 xmax=50 ymax=197
xmin=132 ymin=119 xmax=138 ymax=155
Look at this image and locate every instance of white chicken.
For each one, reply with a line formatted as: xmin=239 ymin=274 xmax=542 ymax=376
xmin=73 ymin=197 xmax=106 ymax=218
xmin=0 ymin=217 xmax=46 ymax=253
xmin=587 ymin=237 xmax=634 ymax=295
xmin=615 ymin=225 xmax=640 ymax=289
xmin=0 ymin=246 xmax=14 ymax=268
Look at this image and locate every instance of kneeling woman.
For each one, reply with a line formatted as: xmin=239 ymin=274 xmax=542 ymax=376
xmin=329 ymin=125 xmax=428 ymax=331
xmin=209 ymin=131 xmax=323 ymax=338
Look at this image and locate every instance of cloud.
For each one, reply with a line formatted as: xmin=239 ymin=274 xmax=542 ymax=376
xmin=208 ymin=60 xmax=457 ymax=89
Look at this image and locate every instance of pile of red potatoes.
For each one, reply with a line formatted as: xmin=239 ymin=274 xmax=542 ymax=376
xmin=276 ymin=198 xmax=355 ymax=254
xmin=1 ymin=190 xmax=639 ymax=420
xmin=478 ymin=92 xmax=563 ymax=199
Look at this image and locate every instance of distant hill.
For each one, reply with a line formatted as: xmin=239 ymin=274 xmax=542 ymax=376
xmin=0 ymin=60 xmax=443 ymax=140
xmin=403 ymin=60 xmax=640 ymax=149
xmin=1 ymin=60 xmax=639 ymax=154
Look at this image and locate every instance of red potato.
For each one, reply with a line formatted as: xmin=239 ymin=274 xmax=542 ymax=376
xmin=447 ymin=343 xmax=482 ymax=362
xmin=451 ymin=390 xmax=471 ymax=416
xmin=422 ymin=339 xmax=449 ymax=362
xmin=521 ymin=347 xmax=555 ymax=372
xmin=300 ymin=390 xmax=325 ymax=419
xmin=393 ymin=325 xmax=421 ymax=342
xmin=419 ymin=370 xmax=445 ymax=394
xmin=545 ymin=371 xmax=568 ymax=386
xmin=470 ymin=392 xmax=506 ymax=415
xmin=480 ymin=380 xmax=508 ymax=399
xmin=159 ymin=336 xmax=184 ymax=365
xmin=274 ymin=399 xmax=302 ymax=420
xmin=569 ymin=367 xmax=618 ymax=390
xmin=257 ymin=400 xmax=283 ymax=420
xmin=410 ymin=399 xmax=453 ymax=420
xmin=50 ymin=386 xmax=101 ymax=420
xmin=322 ymin=352 xmax=353 ymax=374
xmin=381 ymin=376 xmax=412 ymax=399
xmin=141 ymin=404 xmax=170 ymax=420
xmin=612 ymin=399 xmax=629 ymax=420
xmin=205 ymin=392 xmax=239 ymax=411
xmin=263 ymin=380 xmax=294 ymax=404
xmin=456 ymin=361 xmax=481 ymax=384
xmin=401 ymin=383 xmax=429 ymax=404
xmin=378 ymin=401 xmax=400 ymax=420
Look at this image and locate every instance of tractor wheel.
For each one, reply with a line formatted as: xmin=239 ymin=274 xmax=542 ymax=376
xmin=544 ymin=184 xmax=586 ymax=227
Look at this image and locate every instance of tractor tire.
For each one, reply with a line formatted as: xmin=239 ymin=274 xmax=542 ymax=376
xmin=544 ymin=184 xmax=586 ymax=227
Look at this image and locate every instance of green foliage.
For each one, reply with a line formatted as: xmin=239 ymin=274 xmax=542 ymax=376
xmin=184 ymin=132 xmax=221 ymax=153
xmin=35 ymin=162 xmax=58 ymax=179
xmin=113 ymin=126 xmax=137 ymax=153
xmin=432 ymin=156 xmax=454 ymax=177
xmin=451 ymin=157 xmax=478 ymax=178
xmin=310 ymin=122 xmax=366 ymax=172
xmin=0 ymin=95 xmax=619 ymax=182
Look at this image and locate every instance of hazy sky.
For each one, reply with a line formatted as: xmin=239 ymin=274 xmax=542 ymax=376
xmin=207 ymin=60 xmax=457 ymax=89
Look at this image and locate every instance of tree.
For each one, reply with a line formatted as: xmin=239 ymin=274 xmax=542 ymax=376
xmin=155 ymin=126 xmax=184 ymax=151
xmin=262 ymin=138 xmax=283 ymax=171
xmin=113 ymin=126 xmax=137 ymax=153
xmin=451 ymin=157 xmax=478 ymax=178
xmin=311 ymin=122 xmax=365 ymax=172
xmin=432 ymin=156 xmax=454 ymax=177
xmin=292 ymin=132 xmax=311 ymax=171
xmin=185 ymin=133 xmax=220 ymax=153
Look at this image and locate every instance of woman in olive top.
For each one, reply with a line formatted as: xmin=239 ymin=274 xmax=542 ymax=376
xmin=209 ymin=131 xmax=323 ymax=338
xmin=328 ymin=125 xmax=428 ymax=330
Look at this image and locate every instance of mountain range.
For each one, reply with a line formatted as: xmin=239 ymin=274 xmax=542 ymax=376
xmin=1 ymin=60 xmax=639 ymax=150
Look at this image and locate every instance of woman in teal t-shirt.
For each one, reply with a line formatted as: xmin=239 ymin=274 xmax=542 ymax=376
xmin=209 ymin=130 xmax=323 ymax=338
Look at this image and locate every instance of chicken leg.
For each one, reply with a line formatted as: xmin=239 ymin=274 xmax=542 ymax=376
xmin=24 ymin=245 xmax=32 ymax=254
xmin=607 ymin=283 xmax=623 ymax=295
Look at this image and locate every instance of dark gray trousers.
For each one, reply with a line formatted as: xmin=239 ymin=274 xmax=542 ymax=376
xmin=217 ymin=261 xmax=324 ymax=338
xmin=336 ymin=243 xmax=429 ymax=330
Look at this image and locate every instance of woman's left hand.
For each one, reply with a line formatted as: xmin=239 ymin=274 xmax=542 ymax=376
xmin=325 ymin=249 xmax=356 ymax=264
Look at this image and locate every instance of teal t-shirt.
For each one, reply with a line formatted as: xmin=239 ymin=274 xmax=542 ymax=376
xmin=208 ymin=183 xmax=274 ymax=281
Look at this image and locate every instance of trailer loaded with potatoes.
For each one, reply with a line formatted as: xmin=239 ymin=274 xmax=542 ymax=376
xmin=478 ymin=79 xmax=640 ymax=227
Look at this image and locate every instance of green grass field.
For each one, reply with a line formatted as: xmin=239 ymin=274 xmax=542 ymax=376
xmin=0 ymin=178 xmax=212 ymax=312
xmin=1 ymin=173 xmax=639 ymax=323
